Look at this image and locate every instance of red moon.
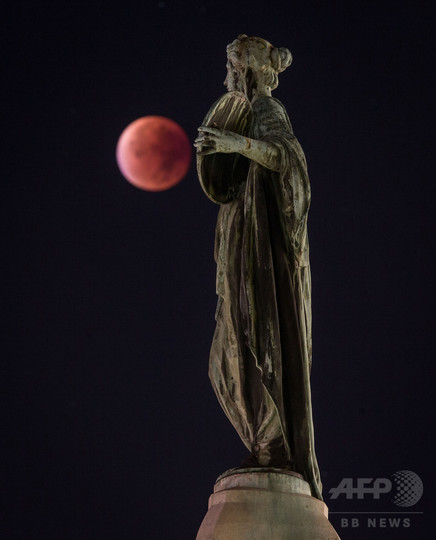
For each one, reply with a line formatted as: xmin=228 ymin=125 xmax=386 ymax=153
xmin=116 ymin=116 xmax=191 ymax=191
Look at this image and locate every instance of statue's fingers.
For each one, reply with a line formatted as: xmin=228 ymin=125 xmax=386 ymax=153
xmin=195 ymin=134 xmax=213 ymax=143
xmin=197 ymin=147 xmax=217 ymax=156
xmin=198 ymin=137 xmax=217 ymax=148
xmin=194 ymin=143 xmax=215 ymax=153
xmin=198 ymin=126 xmax=221 ymax=135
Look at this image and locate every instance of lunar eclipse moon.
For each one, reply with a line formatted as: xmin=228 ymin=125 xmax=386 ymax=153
xmin=116 ymin=116 xmax=191 ymax=191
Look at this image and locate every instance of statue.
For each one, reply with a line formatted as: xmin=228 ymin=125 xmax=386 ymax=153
xmin=195 ymin=35 xmax=322 ymax=501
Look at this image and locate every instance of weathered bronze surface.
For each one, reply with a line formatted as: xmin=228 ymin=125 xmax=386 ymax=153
xmin=195 ymin=35 xmax=322 ymax=500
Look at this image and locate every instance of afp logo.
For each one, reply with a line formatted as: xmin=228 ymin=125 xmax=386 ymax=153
xmin=329 ymin=470 xmax=423 ymax=507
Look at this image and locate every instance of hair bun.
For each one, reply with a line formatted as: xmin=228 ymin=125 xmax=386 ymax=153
xmin=271 ymin=46 xmax=292 ymax=72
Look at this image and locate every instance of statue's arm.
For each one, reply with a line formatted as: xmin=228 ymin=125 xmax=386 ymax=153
xmin=194 ymin=126 xmax=280 ymax=172
xmin=238 ymin=137 xmax=280 ymax=172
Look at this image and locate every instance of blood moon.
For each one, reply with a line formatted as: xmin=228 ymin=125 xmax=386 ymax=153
xmin=116 ymin=116 xmax=191 ymax=191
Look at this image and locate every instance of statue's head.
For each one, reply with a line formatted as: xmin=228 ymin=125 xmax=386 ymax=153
xmin=224 ymin=35 xmax=292 ymax=99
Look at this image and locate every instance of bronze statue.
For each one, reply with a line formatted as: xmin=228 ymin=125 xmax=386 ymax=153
xmin=195 ymin=35 xmax=322 ymax=500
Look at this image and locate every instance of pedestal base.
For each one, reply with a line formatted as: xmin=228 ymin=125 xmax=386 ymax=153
xmin=196 ymin=469 xmax=340 ymax=539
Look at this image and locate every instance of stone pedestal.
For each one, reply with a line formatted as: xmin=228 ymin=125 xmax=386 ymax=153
xmin=196 ymin=469 xmax=340 ymax=539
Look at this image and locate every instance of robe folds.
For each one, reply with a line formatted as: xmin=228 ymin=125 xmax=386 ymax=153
xmin=208 ymin=95 xmax=322 ymax=500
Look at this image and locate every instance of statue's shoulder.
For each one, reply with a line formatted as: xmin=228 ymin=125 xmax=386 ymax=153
xmin=252 ymin=96 xmax=286 ymax=114
xmin=252 ymin=96 xmax=293 ymax=137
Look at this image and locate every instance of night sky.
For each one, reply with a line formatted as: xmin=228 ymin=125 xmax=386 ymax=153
xmin=2 ymin=1 xmax=434 ymax=538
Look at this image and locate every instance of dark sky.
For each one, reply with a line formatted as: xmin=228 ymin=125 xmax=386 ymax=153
xmin=2 ymin=1 xmax=434 ymax=538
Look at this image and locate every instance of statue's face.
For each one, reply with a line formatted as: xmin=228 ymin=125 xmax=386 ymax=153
xmin=224 ymin=55 xmax=244 ymax=92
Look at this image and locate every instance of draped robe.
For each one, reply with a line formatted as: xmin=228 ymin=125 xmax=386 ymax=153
xmin=207 ymin=95 xmax=322 ymax=500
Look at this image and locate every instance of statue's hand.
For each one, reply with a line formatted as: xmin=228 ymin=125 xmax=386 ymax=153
xmin=194 ymin=126 xmax=245 ymax=156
